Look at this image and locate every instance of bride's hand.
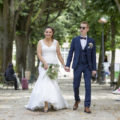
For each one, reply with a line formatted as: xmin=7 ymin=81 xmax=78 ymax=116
xmin=62 ymin=64 xmax=66 ymax=70
xmin=44 ymin=63 xmax=48 ymax=70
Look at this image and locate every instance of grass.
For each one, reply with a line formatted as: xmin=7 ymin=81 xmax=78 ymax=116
xmin=115 ymin=71 xmax=120 ymax=79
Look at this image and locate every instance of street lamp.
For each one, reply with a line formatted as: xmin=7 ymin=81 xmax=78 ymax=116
xmin=98 ymin=17 xmax=107 ymax=84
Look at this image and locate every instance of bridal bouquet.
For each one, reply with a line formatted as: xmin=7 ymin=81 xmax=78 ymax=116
xmin=42 ymin=64 xmax=59 ymax=80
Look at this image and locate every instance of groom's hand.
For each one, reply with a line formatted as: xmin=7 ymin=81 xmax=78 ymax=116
xmin=65 ymin=67 xmax=70 ymax=72
xmin=92 ymin=71 xmax=96 ymax=76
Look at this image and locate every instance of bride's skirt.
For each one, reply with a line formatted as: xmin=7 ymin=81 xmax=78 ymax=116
xmin=25 ymin=66 xmax=68 ymax=110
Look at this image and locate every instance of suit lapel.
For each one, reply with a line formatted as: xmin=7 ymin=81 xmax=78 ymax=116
xmin=78 ymin=36 xmax=82 ymax=50
xmin=85 ymin=36 xmax=89 ymax=50
xmin=86 ymin=37 xmax=92 ymax=52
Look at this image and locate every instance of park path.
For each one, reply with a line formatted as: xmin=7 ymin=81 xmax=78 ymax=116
xmin=0 ymin=79 xmax=120 ymax=120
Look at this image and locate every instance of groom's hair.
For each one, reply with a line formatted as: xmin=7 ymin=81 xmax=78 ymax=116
xmin=80 ymin=21 xmax=89 ymax=27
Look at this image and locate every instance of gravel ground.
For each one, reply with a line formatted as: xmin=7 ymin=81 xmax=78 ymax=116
xmin=0 ymin=79 xmax=120 ymax=120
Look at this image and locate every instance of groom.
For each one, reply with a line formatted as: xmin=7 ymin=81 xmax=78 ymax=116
xmin=65 ymin=21 xmax=96 ymax=113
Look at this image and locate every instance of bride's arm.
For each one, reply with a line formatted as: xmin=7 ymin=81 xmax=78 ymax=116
xmin=37 ymin=41 xmax=48 ymax=69
xmin=56 ymin=42 xmax=65 ymax=68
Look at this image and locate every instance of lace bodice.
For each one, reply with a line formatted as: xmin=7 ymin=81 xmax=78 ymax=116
xmin=40 ymin=39 xmax=58 ymax=64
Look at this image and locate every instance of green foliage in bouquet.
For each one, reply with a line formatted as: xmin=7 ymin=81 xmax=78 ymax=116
xmin=42 ymin=64 xmax=59 ymax=80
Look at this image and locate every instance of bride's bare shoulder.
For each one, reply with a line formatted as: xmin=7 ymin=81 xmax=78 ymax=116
xmin=38 ymin=39 xmax=43 ymax=44
xmin=54 ymin=39 xmax=59 ymax=44
xmin=37 ymin=40 xmax=43 ymax=47
xmin=39 ymin=39 xmax=43 ymax=42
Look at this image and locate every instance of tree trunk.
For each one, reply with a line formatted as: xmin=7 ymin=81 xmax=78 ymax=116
xmin=97 ymin=42 xmax=102 ymax=83
xmin=97 ymin=32 xmax=108 ymax=84
xmin=117 ymin=72 xmax=120 ymax=88
xmin=26 ymin=43 xmax=36 ymax=74
xmin=16 ymin=34 xmax=29 ymax=78
xmin=114 ymin=0 xmax=120 ymax=13
xmin=1 ymin=0 xmax=16 ymax=72
xmin=0 ymin=9 xmax=4 ymax=74
xmin=110 ymin=17 xmax=116 ymax=86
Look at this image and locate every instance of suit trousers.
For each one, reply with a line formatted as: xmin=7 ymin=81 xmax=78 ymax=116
xmin=73 ymin=64 xmax=92 ymax=107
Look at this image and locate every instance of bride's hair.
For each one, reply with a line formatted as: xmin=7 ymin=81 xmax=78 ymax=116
xmin=45 ymin=26 xmax=55 ymax=39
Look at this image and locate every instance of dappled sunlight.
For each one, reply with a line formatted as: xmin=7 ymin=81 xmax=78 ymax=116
xmin=63 ymin=94 xmax=119 ymax=101
xmin=0 ymin=90 xmax=30 ymax=100
xmin=0 ymin=0 xmax=120 ymax=119
xmin=0 ymin=95 xmax=30 ymax=100
xmin=0 ymin=85 xmax=120 ymax=120
xmin=0 ymin=105 xmax=12 ymax=109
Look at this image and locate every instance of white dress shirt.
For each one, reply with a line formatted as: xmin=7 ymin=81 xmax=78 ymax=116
xmin=80 ymin=36 xmax=87 ymax=50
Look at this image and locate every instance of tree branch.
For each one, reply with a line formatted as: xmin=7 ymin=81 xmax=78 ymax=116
xmin=114 ymin=0 xmax=120 ymax=13
xmin=25 ymin=5 xmax=34 ymax=35
xmin=40 ymin=9 xmax=62 ymax=27
xmin=44 ymin=10 xmax=50 ymax=25
xmin=48 ymin=10 xmax=62 ymax=23
xmin=31 ymin=1 xmax=47 ymax=23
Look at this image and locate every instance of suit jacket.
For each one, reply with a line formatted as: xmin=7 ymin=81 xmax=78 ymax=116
xmin=66 ymin=36 xmax=96 ymax=71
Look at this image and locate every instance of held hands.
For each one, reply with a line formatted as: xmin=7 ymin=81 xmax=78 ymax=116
xmin=62 ymin=65 xmax=70 ymax=72
xmin=65 ymin=66 xmax=70 ymax=72
xmin=92 ymin=71 xmax=96 ymax=76
xmin=62 ymin=64 xmax=66 ymax=70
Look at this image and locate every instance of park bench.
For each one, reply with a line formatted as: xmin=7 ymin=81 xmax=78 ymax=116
xmin=0 ymin=73 xmax=14 ymax=89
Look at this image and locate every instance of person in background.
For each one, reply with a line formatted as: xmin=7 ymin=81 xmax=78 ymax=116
xmin=4 ymin=63 xmax=18 ymax=90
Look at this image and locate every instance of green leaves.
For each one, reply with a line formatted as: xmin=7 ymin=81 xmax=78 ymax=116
xmin=0 ymin=0 xmax=3 ymax=4
xmin=0 ymin=0 xmax=3 ymax=9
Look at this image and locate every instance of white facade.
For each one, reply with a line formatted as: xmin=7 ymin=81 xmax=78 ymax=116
xmin=58 ymin=42 xmax=73 ymax=79
xmin=105 ymin=49 xmax=120 ymax=71
xmin=59 ymin=42 xmax=120 ymax=79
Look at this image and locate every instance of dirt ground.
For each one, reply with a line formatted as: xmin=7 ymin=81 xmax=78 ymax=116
xmin=0 ymin=79 xmax=120 ymax=120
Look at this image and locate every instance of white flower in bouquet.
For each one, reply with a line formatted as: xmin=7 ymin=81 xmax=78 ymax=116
xmin=52 ymin=66 xmax=55 ymax=69
xmin=52 ymin=70 xmax=55 ymax=73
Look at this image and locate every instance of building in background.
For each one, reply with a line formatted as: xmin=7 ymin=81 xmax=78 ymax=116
xmin=58 ymin=41 xmax=73 ymax=79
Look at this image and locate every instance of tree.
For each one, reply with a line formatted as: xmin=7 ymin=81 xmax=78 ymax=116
xmin=85 ymin=0 xmax=120 ymax=84
xmin=15 ymin=0 xmax=73 ymax=77
xmin=0 ymin=0 xmax=15 ymax=73
xmin=114 ymin=0 xmax=120 ymax=13
xmin=0 ymin=0 xmax=27 ymax=73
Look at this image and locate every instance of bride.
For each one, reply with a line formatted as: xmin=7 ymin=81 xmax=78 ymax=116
xmin=25 ymin=26 xmax=68 ymax=112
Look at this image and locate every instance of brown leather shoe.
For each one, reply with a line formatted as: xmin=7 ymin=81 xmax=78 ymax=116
xmin=73 ymin=101 xmax=80 ymax=110
xmin=84 ymin=107 xmax=91 ymax=113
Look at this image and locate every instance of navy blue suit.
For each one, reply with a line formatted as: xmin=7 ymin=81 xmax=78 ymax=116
xmin=66 ymin=36 xmax=96 ymax=107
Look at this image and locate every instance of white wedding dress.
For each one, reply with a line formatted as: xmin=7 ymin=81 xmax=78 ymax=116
xmin=25 ymin=40 xmax=68 ymax=110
